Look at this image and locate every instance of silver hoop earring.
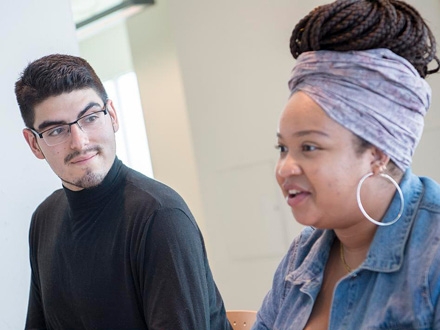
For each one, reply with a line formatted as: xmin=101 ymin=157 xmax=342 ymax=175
xmin=356 ymin=172 xmax=404 ymax=226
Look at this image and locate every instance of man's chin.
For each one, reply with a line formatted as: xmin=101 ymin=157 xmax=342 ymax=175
xmin=61 ymin=172 xmax=105 ymax=190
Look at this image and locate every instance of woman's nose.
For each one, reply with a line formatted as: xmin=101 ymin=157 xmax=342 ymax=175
xmin=276 ymin=154 xmax=302 ymax=178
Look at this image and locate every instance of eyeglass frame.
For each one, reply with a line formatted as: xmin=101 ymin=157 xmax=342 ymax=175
xmin=27 ymin=103 xmax=109 ymax=146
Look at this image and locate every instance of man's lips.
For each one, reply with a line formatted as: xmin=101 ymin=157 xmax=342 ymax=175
xmin=69 ymin=152 xmax=97 ymax=164
xmin=65 ymin=147 xmax=101 ymax=164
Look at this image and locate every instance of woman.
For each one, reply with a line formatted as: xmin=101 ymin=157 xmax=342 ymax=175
xmin=253 ymin=0 xmax=440 ymax=329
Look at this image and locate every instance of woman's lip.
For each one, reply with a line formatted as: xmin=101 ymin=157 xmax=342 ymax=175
xmin=286 ymin=191 xmax=310 ymax=208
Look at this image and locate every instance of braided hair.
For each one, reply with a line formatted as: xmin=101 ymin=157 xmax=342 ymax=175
xmin=290 ymin=0 xmax=439 ymax=78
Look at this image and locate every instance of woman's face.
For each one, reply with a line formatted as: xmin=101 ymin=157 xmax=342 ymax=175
xmin=275 ymin=91 xmax=377 ymax=229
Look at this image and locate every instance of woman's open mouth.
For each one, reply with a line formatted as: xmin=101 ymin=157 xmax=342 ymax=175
xmin=286 ymin=189 xmax=310 ymax=207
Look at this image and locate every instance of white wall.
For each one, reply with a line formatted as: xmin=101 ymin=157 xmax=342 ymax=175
xmin=0 ymin=1 xmax=78 ymax=328
xmin=126 ymin=0 xmax=440 ymax=311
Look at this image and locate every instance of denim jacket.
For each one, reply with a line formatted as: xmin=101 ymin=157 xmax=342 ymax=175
xmin=253 ymin=170 xmax=440 ymax=330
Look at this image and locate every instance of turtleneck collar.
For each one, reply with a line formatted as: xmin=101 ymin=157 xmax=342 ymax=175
xmin=63 ymin=157 xmax=124 ymax=211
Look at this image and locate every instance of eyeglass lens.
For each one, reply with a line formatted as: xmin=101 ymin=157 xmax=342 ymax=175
xmin=42 ymin=110 xmax=107 ymax=146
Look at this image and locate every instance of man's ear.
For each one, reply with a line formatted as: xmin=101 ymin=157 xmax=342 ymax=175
xmin=106 ymin=99 xmax=119 ymax=133
xmin=23 ymin=129 xmax=45 ymax=159
xmin=370 ymin=147 xmax=390 ymax=175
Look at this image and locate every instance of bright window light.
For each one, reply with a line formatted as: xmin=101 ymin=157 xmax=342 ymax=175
xmin=104 ymin=72 xmax=154 ymax=178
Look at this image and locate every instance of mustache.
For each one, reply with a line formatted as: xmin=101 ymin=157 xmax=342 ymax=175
xmin=64 ymin=146 xmax=102 ymax=164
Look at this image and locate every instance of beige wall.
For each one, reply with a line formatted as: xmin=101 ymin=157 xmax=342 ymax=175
xmin=79 ymin=24 xmax=134 ymax=81
xmin=124 ymin=3 xmax=207 ymax=235
xmin=411 ymin=0 xmax=440 ymax=181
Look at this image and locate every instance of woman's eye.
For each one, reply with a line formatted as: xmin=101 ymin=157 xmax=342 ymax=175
xmin=275 ymin=144 xmax=287 ymax=153
xmin=302 ymin=144 xmax=318 ymax=152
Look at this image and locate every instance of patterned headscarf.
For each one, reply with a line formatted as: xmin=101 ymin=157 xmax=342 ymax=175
xmin=288 ymin=48 xmax=431 ymax=170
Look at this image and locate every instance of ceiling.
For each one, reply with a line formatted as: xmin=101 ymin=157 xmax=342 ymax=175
xmin=70 ymin=0 xmax=125 ymax=24
xmin=70 ymin=0 xmax=153 ymax=40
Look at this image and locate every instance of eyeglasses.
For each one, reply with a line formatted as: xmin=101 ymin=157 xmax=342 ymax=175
xmin=29 ymin=106 xmax=108 ymax=146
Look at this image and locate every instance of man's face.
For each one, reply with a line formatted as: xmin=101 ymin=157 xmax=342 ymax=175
xmin=23 ymin=88 xmax=119 ymax=191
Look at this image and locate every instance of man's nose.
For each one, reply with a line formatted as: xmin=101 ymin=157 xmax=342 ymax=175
xmin=69 ymin=122 xmax=89 ymax=150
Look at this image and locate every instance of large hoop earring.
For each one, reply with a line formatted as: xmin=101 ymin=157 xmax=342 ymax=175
xmin=356 ymin=172 xmax=404 ymax=226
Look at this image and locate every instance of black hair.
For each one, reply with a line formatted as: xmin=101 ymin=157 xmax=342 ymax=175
xmin=15 ymin=54 xmax=108 ymax=128
xmin=290 ymin=0 xmax=439 ymax=78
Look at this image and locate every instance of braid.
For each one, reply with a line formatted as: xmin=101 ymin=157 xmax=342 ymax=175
xmin=290 ymin=0 xmax=439 ymax=78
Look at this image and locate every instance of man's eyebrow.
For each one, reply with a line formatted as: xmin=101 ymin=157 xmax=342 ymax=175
xmin=36 ymin=102 xmax=102 ymax=131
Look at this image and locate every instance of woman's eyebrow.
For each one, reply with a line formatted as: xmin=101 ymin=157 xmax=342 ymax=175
xmin=277 ymin=130 xmax=329 ymax=138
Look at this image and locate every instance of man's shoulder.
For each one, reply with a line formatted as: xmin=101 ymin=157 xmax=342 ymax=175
xmin=121 ymin=167 xmax=199 ymax=238
xmin=30 ymin=189 xmax=68 ymax=232
xmin=123 ymin=167 xmax=188 ymax=208
xmin=36 ymin=188 xmax=67 ymax=211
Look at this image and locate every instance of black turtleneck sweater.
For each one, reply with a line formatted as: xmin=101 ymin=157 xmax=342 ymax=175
xmin=25 ymin=158 xmax=231 ymax=330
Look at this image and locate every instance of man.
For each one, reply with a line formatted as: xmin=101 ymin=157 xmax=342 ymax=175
xmin=15 ymin=54 xmax=232 ymax=329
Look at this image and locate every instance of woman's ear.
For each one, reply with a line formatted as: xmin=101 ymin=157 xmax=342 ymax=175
xmin=106 ymin=99 xmax=119 ymax=133
xmin=370 ymin=147 xmax=390 ymax=175
xmin=23 ymin=129 xmax=45 ymax=159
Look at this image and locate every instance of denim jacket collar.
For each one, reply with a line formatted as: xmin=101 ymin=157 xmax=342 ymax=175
xmin=363 ymin=170 xmax=423 ymax=272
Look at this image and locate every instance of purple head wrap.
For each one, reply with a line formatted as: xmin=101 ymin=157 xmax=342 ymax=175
xmin=288 ymin=48 xmax=431 ymax=171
